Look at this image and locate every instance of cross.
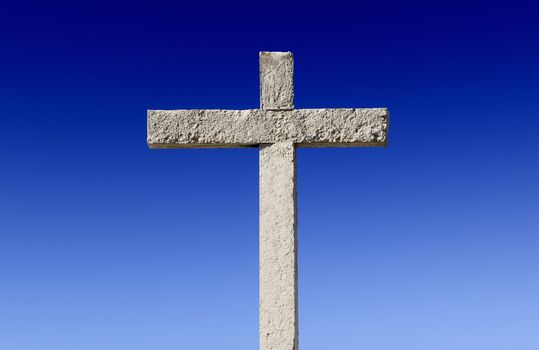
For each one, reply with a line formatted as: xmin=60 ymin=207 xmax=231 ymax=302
xmin=147 ymin=52 xmax=389 ymax=350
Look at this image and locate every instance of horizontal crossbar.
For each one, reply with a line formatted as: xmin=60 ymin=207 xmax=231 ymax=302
xmin=147 ymin=108 xmax=388 ymax=148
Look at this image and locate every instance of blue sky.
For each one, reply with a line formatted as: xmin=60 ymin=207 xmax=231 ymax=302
xmin=1 ymin=1 xmax=538 ymax=349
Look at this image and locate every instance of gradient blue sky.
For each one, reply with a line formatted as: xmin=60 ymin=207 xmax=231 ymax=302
xmin=1 ymin=1 xmax=538 ymax=349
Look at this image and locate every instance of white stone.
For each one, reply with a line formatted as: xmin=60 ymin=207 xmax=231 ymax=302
xmin=147 ymin=51 xmax=389 ymax=350
xmin=260 ymin=52 xmax=294 ymax=110
xmin=147 ymin=108 xmax=388 ymax=148
xmin=259 ymin=141 xmax=297 ymax=350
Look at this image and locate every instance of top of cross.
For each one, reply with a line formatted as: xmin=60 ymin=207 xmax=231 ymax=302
xmin=147 ymin=51 xmax=388 ymax=148
xmin=259 ymin=51 xmax=295 ymax=110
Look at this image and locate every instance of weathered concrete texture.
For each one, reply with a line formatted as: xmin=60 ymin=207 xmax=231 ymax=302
xmin=147 ymin=51 xmax=390 ymax=350
xmin=259 ymin=141 xmax=297 ymax=350
xmin=260 ymin=52 xmax=294 ymax=110
xmin=148 ymin=108 xmax=388 ymax=148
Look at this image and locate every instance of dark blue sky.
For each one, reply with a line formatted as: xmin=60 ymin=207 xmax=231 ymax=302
xmin=1 ymin=1 xmax=538 ymax=349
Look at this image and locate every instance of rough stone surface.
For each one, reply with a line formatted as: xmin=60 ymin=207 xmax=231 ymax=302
xmin=147 ymin=51 xmax=389 ymax=350
xmin=260 ymin=52 xmax=294 ymax=110
xmin=259 ymin=141 xmax=297 ymax=350
xmin=147 ymin=108 xmax=388 ymax=148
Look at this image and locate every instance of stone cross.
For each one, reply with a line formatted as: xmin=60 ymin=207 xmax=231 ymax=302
xmin=147 ymin=52 xmax=389 ymax=350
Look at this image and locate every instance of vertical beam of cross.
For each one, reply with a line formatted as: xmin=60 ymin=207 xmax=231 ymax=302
xmin=259 ymin=49 xmax=298 ymax=350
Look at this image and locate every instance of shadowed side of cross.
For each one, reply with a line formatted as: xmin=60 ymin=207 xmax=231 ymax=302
xmin=147 ymin=52 xmax=389 ymax=350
